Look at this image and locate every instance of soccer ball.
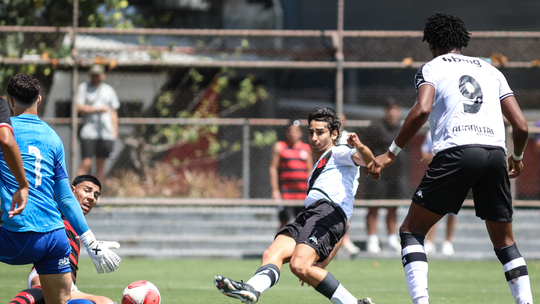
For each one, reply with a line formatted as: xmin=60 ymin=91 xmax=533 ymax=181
xmin=121 ymin=280 xmax=161 ymax=304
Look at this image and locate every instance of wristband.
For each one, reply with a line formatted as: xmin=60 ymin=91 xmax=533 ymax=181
xmin=512 ymin=152 xmax=523 ymax=161
xmin=389 ymin=141 xmax=402 ymax=156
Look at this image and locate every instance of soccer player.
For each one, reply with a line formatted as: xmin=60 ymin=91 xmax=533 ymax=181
xmin=367 ymin=13 xmax=533 ymax=304
xmin=10 ymin=175 xmax=116 ymax=304
xmin=215 ymin=107 xmax=375 ymax=304
xmin=0 ymin=74 xmax=121 ymax=304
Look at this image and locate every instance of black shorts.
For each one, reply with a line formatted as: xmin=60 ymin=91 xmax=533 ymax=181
xmin=276 ymin=199 xmax=348 ymax=262
xmin=80 ymin=139 xmax=114 ymax=159
xmin=278 ymin=206 xmax=304 ymax=223
xmin=412 ymin=145 xmax=512 ymax=222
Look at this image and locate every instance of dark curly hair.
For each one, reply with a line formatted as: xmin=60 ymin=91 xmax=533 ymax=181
xmin=423 ymin=12 xmax=471 ymax=49
xmin=7 ymin=74 xmax=40 ymax=107
xmin=307 ymin=107 xmax=341 ymax=143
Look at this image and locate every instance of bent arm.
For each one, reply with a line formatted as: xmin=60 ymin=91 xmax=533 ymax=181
xmin=501 ymin=96 xmax=528 ymax=156
xmin=54 ymin=178 xmax=89 ymax=236
xmin=0 ymin=127 xmax=29 ymax=189
xmin=269 ymin=142 xmax=281 ymax=199
xmin=394 ymin=85 xmax=434 ymax=149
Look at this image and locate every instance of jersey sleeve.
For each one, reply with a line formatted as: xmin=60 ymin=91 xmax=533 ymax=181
xmin=108 ymin=86 xmax=120 ymax=110
xmin=0 ymin=97 xmax=13 ymax=132
xmin=495 ymin=69 xmax=514 ymax=100
xmin=52 ymin=137 xmax=68 ymax=180
xmin=414 ymin=63 xmax=436 ymax=91
xmin=333 ymin=146 xmax=360 ymax=167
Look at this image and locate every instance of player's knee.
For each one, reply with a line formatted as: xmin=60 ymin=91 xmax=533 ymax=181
xmin=289 ymin=259 xmax=309 ymax=279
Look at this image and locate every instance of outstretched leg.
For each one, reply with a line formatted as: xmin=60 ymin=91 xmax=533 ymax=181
xmin=214 ymin=233 xmax=296 ymax=303
xmin=290 ymin=244 xmax=371 ymax=304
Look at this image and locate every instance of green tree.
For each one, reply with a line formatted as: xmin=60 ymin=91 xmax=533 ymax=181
xmin=0 ymin=0 xmax=134 ymax=112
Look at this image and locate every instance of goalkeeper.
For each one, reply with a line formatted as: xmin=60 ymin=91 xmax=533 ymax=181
xmin=0 ymin=74 xmax=120 ymax=304
xmin=10 ymin=175 xmax=117 ymax=304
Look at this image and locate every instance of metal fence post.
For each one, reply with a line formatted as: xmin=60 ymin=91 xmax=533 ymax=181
xmin=70 ymin=0 xmax=79 ymax=178
xmin=335 ymin=0 xmax=344 ymax=116
xmin=243 ymin=119 xmax=250 ymax=198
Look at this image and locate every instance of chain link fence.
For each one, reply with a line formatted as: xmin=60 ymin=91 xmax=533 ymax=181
xmin=0 ymin=25 xmax=539 ymax=200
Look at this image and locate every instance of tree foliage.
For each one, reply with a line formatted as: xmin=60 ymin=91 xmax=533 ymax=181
xmin=0 ymin=0 xmax=133 ymax=106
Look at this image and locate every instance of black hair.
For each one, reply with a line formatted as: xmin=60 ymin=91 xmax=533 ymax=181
xmin=384 ymin=97 xmax=401 ymax=109
xmin=6 ymin=74 xmax=40 ymax=107
xmin=307 ymin=107 xmax=341 ymax=143
xmin=423 ymin=12 xmax=471 ymax=48
xmin=72 ymin=175 xmax=102 ymax=192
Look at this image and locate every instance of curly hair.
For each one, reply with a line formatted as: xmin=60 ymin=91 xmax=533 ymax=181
xmin=423 ymin=13 xmax=471 ymax=48
xmin=7 ymin=74 xmax=40 ymax=107
xmin=307 ymin=107 xmax=341 ymax=143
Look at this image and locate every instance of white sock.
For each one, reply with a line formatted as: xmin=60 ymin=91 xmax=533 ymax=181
xmin=401 ymin=232 xmax=429 ymax=303
xmin=246 ymin=264 xmax=280 ymax=293
xmin=368 ymin=234 xmax=379 ymax=243
xmin=495 ymin=244 xmax=533 ymax=304
xmin=330 ymin=284 xmax=358 ymax=304
xmin=388 ymin=234 xmax=398 ymax=243
xmin=413 ymin=296 xmax=429 ymax=304
xmin=502 ymin=257 xmax=533 ymax=304
xmin=247 ymin=275 xmax=272 ymax=293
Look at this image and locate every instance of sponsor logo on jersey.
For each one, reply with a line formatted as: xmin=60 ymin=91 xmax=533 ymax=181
xmin=415 ymin=190 xmax=423 ymax=198
xmin=309 ymin=236 xmax=318 ymax=244
xmin=452 ymin=124 xmax=494 ymax=137
xmin=58 ymin=257 xmax=70 ymax=268
xmin=442 ymin=56 xmax=482 ymax=67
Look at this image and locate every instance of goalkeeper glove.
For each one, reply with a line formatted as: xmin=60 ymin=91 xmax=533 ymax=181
xmin=79 ymin=230 xmax=121 ymax=274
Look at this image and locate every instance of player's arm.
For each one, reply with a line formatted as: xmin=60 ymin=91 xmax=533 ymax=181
xmin=368 ymin=85 xmax=434 ymax=180
xmin=347 ymin=132 xmax=374 ymax=166
xmin=501 ymin=95 xmax=528 ymax=178
xmin=269 ymin=142 xmax=282 ymax=200
xmin=111 ymin=109 xmax=118 ymax=139
xmin=54 ymin=178 xmax=121 ymax=274
xmin=0 ymin=97 xmax=29 ymax=217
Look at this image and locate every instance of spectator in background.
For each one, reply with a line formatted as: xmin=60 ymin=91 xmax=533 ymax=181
xmin=363 ymin=98 xmax=409 ymax=253
xmin=76 ymin=64 xmax=120 ymax=182
xmin=270 ymin=121 xmax=313 ymax=229
xmin=421 ymin=132 xmax=456 ymax=256
xmin=337 ymin=114 xmax=361 ymax=254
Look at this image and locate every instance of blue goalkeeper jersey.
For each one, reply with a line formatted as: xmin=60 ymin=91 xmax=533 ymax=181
xmin=0 ymin=114 xmax=68 ymax=232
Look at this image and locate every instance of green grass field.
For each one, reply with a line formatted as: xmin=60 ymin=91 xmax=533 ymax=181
xmin=1 ymin=258 xmax=539 ymax=303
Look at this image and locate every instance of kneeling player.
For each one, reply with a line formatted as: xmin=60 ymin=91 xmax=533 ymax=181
xmin=214 ymin=107 xmax=375 ymax=304
xmin=10 ymin=175 xmax=117 ymax=304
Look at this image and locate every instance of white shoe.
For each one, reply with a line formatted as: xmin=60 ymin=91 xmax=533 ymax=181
xmin=424 ymin=241 xmax=436 ymax=256
xmin=366 ymin=239 xmax=381 ymax=254
xmin=442 ymin=241 xmax=454 ymax=256
xmin=342 ymin=239 xmax=360 ymax=254
xmin=387 ymin=235 xmax=401 ymax=253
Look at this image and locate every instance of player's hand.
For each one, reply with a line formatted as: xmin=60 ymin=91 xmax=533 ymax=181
xmin=8 ymin=185 xmax=28 ymax=218
xmin=94 ymin=105 xmax=110 ymax=113
xmin=80 ymin=230 xmax=121 ymax=274
xmin=367 ymin=151 xmax=396 ymax=180
xmin=271 ymin=190 xmax=282 ymax=200
xmin=346 ymin=132 xmax=364 ymax=151
xmin=507 ymin=156 xmax=524 ymax=178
